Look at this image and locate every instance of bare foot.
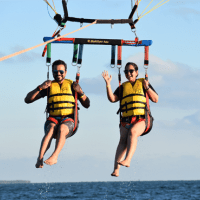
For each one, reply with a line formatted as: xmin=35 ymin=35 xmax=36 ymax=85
xmin=118 ymin=160 xmax=130 ymax=167
xmin=35 ymin=158 xmax=43 ymax=168
xmin=111 ymin=170 xmax=119 ymax=177
xmin=44 ymin=155 xmax=58 ymax=166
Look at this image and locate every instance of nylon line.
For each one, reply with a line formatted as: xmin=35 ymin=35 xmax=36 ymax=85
xmin=0 ymin=21 xmax=97 ymax=62
xmin=139 ymin=0 xmax=169 ymax=19
xmin=52 ymin=0 xmax=57 ymax=13
xmin=139 ymin=0 xmax=154 ymax=18
xmin=43 ymin=0 xmax=57 ymax=14
xmin=144 ymin=0 xmax=170 ymax=17
xmin=147 ymin=0 xmax=165 ymax=12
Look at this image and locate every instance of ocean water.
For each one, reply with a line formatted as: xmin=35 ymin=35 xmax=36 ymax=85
xmin=0 ymin=181 xmax=200 ymax=200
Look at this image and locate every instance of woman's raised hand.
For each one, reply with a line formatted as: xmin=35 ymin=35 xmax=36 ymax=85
xmin=102 ymin=70 xmax=112 ymax=85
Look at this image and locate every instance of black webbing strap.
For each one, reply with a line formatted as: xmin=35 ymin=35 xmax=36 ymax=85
xmin=130 ymin=19 xmax=139 ymax=29
xmin=53 ymin=0 xmax=68 ymax=26
xmin=117 ymin=101 xmax=146 ymax=115
xmin=73 ymin=72 xmax=80 ymax=133
xmin=118 ymin=70 xmax=122 ymax=123
xmin=54 ymin=14 xmax=62 ymax=26
xmin=48 ymin=101 xmax=75 ymax=106
xmin=64 ymin=17 xmax=133 ymax=24
xmin=142 ymin=89 xmax=154 ymax=136
xmin=111 ymin=45 xmax=116 ymax=66
xmin=55 ymin=0 xmax=139 ymax=29
xmin=62 ymin=0 xmax=68 ymax=22
xmin=48 ymin=106 xmax=75 ymax=111
xmin=120 ymin=107 xmax=146 ymax=113
xmin=128 ymin=2 xmax=138 ymax=29
xmin=48 ymin=93 xmax=73 ymax=98
xmin=121 ymin=101 xmax=146 ymax=108
xmin=121 ymin=93 xmax=145 ymax=101
xmin=96 ymin=19 xmax=133 ymax=24
xmin=128 ymin=4 xmax=138 ymax=19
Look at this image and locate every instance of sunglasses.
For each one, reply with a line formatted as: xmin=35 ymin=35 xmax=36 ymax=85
xmin=53 ymin=70 xmax=65 ymax=75
xmin=124 ymin=69 xmax=135 ymax=74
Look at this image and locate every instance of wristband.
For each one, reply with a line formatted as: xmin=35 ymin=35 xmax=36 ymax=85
xmin=107 ymin=85 xmax=111 ymax=88
xmin=80 ymin=92 xmax=85 ymax=98
xmin=80 ymin=94 xmax=85 ymax=99
xmin=37 ymin=86 xmax=42 ymax=91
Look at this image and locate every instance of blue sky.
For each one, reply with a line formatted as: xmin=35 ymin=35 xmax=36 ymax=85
xmin=0 ymin=0 xmax=200 ymax=183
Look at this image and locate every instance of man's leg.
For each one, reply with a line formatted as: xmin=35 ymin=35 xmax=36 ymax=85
xmin=44 ymin=122 xmax=72 ymax=166
xmin=118 ymin=120 xmax=146 ymax=167
xmin=111 ymin=126 xmax=128 ymax=177
xmin=35 ymin=122 xmax=56 ymax=168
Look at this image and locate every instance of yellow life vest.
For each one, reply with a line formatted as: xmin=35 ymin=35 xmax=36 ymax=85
xmin=120 ymin=78 xmax=146 ymax=117
xmin=48 ymin=79 xmax=75 ymax=116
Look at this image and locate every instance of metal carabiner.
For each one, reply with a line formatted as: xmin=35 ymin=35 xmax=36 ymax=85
xmin=110 ymin=64 xmax=115 ymax=68
xmin=132 ymin=27 xmax=137 ymax=37
xmin=46 ymin=62 xmax=51 ymax=67
xmin=143 ymin=64 xmax=149 ymax=81
xmin=117 ymin=64 xmax=122 ymax=70
xmin=143 ymin=65 xmax=148 ymax=70
xmin=72 ymin=62 xmax=77 ymax=67
xmin=46 ymin=63 xmax=51 ymax=80
xmin=77 ymin=65 xmax=81 ymax=73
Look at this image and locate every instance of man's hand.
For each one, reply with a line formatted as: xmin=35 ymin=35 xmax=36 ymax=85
xmin=73 ymin=82 xmax=83 ymax=94
xmin=40 ymin=80 xmax=52 ymax=90
xmin=24 ymin=81 xmax=51 ymax=104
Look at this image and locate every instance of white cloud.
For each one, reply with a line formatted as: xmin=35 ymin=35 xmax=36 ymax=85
xmin=149 ymin=75 xmax=164 ymax=87
xmin=150 ymin=56 xmax=179 ymax=75
xmin=81 ymin=53 xmax=200 ymax=110
xmin=170 ymin=2 xmax=200 ymax=19
xmin=154 ymin=110 xmax=200 ymax=134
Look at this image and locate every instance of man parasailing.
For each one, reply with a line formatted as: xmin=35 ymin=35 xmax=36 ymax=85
xmin=25 ymin=60 xmax=90 ymax=168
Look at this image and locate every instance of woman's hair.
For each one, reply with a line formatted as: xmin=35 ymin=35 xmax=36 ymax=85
xmin=52 ymin=60 xmax=67 ymax=71
xmin=125 ymin=62 xmax=138 ymax=71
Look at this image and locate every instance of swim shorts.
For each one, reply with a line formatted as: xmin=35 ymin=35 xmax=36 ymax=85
xmin=120 ymin=116 xmax=145 ymax=130
xmin=44 ymin=116 xmax=75 ymax=138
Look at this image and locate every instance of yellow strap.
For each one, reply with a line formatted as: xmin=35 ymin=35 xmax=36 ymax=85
xmin=139 ymin=0 xmax=170 ymax=20
xmin=43 ymin=0 xmax=57 ymax=14
xmin=0 ymin=21 xmax=97 ymax=62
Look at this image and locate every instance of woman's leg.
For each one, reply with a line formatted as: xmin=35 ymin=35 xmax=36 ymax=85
xmin=118 ymin=120 xmax=145 ymax=167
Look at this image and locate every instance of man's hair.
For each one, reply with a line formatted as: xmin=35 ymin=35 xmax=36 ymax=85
xmin=125 ymin=62 xmax=138 ymax=71
xmin=52 ymin=60 xmax=67 ymax=71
